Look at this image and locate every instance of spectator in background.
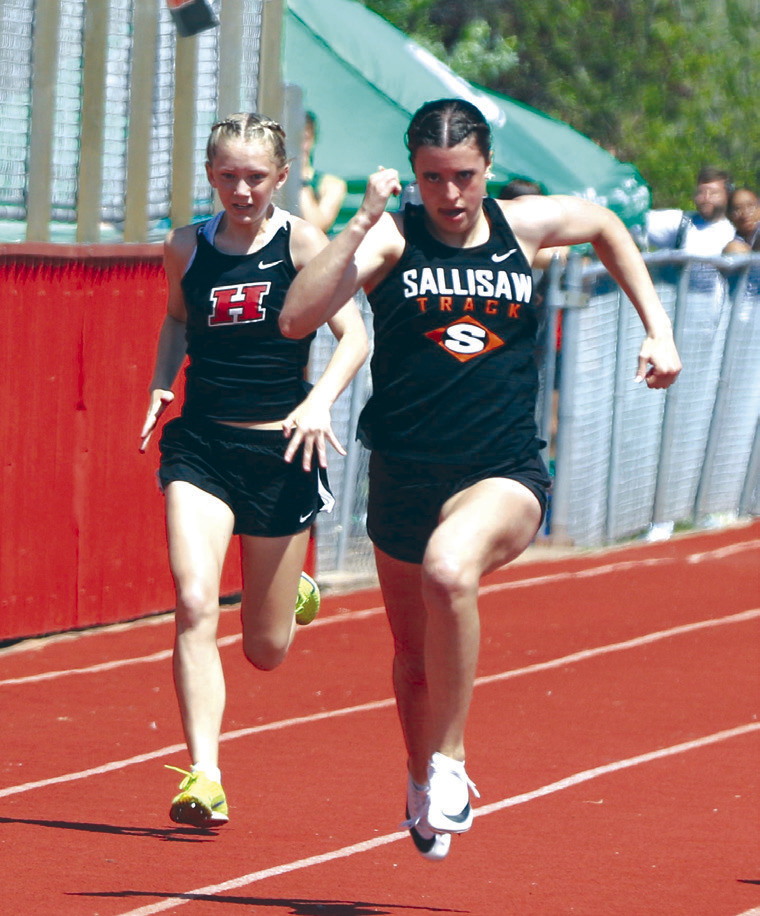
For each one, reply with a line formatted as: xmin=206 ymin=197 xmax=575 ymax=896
xmin=724 ymin=187 xmax=760 ymax=253
xmin=645 ymin=166 xmax=735 ymax=255
xmin=643 ymin=168 xmax=734 ymax=542
xmin=498 ymin=177 xmax=542 ymax=198
xmin=299 ymin=111 xmax=347 ymax=234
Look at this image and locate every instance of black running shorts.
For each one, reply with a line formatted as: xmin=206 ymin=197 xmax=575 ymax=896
xmin=158 ymin=416 xmax=333 ymax=537
xmin=367 ymin=450 xmax=551 ymax=564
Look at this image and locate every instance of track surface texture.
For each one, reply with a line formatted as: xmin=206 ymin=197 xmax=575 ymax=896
xmin=1 ymin=521 xmax=758 ymax=916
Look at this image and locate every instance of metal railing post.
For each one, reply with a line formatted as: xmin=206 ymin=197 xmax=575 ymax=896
xmin=170 ymin=33 xmax=198 ymax=229
xmin=217 ymin=0 xmax=245 ymax=118
xmin=124 ymin=0 xmax=159 ymax=242
xmin=77 ymin=0 xmax=110 ymax=242
xmin=693 ymin=264 xmax=750 ymax=519
xmin=334 ymin=301 xmax=373 ymax=571
xmin=257 ymin=0 xmax=284 ymax=121
xmin=537 ymin=254 xmax=561 ymax=467
xmin=650 ymin=260 xmax=690 ymax=526
xmin=549 ymin=251 xmax=584 ymax=542
xmin=605 ymin=284 xmax=629 ymax=542
xmin=27 ymin=0 xmax=61 ymax=242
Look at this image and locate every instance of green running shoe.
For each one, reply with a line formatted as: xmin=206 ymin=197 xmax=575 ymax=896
xmin=167 ymin=766 xmax=229 ymax=828
xmin=295 ymin=571 xmax=320 ymax=625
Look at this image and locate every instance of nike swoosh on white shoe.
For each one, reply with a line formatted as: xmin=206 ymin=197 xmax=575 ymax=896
xmin=492 ymin=249 xmax=517 ymax=263
xmin=258 ymin=259 xmax=283 ymax=270
xmin=444 ymin=801 xmax=471 ymax=823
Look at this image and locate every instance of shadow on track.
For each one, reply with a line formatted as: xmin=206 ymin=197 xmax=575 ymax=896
xmin=0 ymin=814 xmax=218 ymax=843
xmin=75 ymin=890 xmax=468 ymax=914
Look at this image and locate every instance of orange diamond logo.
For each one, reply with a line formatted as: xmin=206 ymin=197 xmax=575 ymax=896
xmin=425 ymin=315 xmax=504 ymax=363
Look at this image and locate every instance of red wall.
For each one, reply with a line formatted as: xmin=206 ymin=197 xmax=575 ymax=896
xmin=0 ymin=244 xmax=242 ymax=641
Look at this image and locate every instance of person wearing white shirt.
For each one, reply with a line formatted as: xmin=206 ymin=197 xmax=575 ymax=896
xmin=645 ymin=166 xmax=735 ymax=255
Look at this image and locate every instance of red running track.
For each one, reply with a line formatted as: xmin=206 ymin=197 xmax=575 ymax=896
xmin=1 ymin=522 xmax=758 ymax=916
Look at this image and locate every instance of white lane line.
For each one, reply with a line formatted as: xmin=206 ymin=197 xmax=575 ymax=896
xmin=0 ymin=698 xmax=395 ymax=800
xmin=477 ymin=607 xmax=760 ymax=687
xmin=686 ymin=540 xmax=760 ymax=563
xmin=480 ymin=538 xmax=760 ymax=595
xmin=0 ymin=639 xmax=226 ymax=688
xmin=3 ymin=538 xmax=758 ymax=688
xmin=112 ymin=722 xmax=760 ymax=916
xmin=2 ymin=608 xmax=757 ymax=800
xmin=0 ymin=617 xmax=389 ymax=687
xmin=0 ymin=647 xmax=177 ymax=687
xmin=475 ymin=722 xmax=760 ymax=817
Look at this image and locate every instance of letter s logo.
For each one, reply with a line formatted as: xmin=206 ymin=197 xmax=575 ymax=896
xmin=425 ymin=316 xmax=504 ymax=363
xmin=445 ymin=323 xmax=487 ymax=354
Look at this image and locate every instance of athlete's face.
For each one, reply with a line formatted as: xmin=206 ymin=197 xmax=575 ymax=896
xmin=206 ymin=138 xmax=289 ymax=226
xmin=413 ymin=138 xmax=491 ymax=243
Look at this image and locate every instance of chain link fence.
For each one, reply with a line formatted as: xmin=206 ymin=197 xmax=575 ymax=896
xmin=0 ymin=0 xmax=267 ymax=241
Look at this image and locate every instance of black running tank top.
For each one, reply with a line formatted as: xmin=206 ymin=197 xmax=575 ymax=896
xmin=180 ymin=211 xmax=315 ymax=423
xmin=359 ymin=198 xmax=541 ymax=463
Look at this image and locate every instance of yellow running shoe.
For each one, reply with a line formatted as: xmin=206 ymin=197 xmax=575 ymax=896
xmin=295 ymin=571 xmax=320 ymax=626
xmin=166 ymin=766 xmax=229 ymax=828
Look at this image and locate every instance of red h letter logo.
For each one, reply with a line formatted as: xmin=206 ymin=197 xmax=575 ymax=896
xmin=208 ymin=283 xmax=270 ymax=326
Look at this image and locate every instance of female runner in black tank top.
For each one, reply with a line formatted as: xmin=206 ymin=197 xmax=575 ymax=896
xmin=139 ymin=114 xmax=367 ymax=830
xmin=280 ymin=99 xmax=681 ymax=861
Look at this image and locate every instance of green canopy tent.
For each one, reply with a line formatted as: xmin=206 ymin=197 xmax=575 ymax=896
xmin=283 ymin=0 xmax=650 ymax=229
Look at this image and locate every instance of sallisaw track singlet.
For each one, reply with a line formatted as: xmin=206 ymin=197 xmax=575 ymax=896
xmin=359 ymin=197 xmax=542 ymax=463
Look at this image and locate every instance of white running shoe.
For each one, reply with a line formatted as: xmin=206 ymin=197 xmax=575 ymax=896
xmin=401 ymin=774 xmax=452 ymax=861
xmin=426 ymin=751 xmax=479 ymax=835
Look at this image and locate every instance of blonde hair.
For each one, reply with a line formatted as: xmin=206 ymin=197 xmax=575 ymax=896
xmin=206 ymin=113 xmax=287 ymax=168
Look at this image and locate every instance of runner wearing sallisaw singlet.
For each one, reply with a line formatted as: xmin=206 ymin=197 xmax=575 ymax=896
xmin=279 ymin=97 xmax=681 ymax=861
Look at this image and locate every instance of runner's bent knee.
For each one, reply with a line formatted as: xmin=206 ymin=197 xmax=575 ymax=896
xmin=421 ymin=540 xmax=480 ymax=609
xmin=242 ymin=630 xmax=291 ymax=670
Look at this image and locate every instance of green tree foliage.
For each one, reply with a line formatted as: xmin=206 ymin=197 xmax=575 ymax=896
xmin=363 ymin=1 xmax=518 ymax=83
xmin=362 ymin=0 xmax=760 ymax=207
